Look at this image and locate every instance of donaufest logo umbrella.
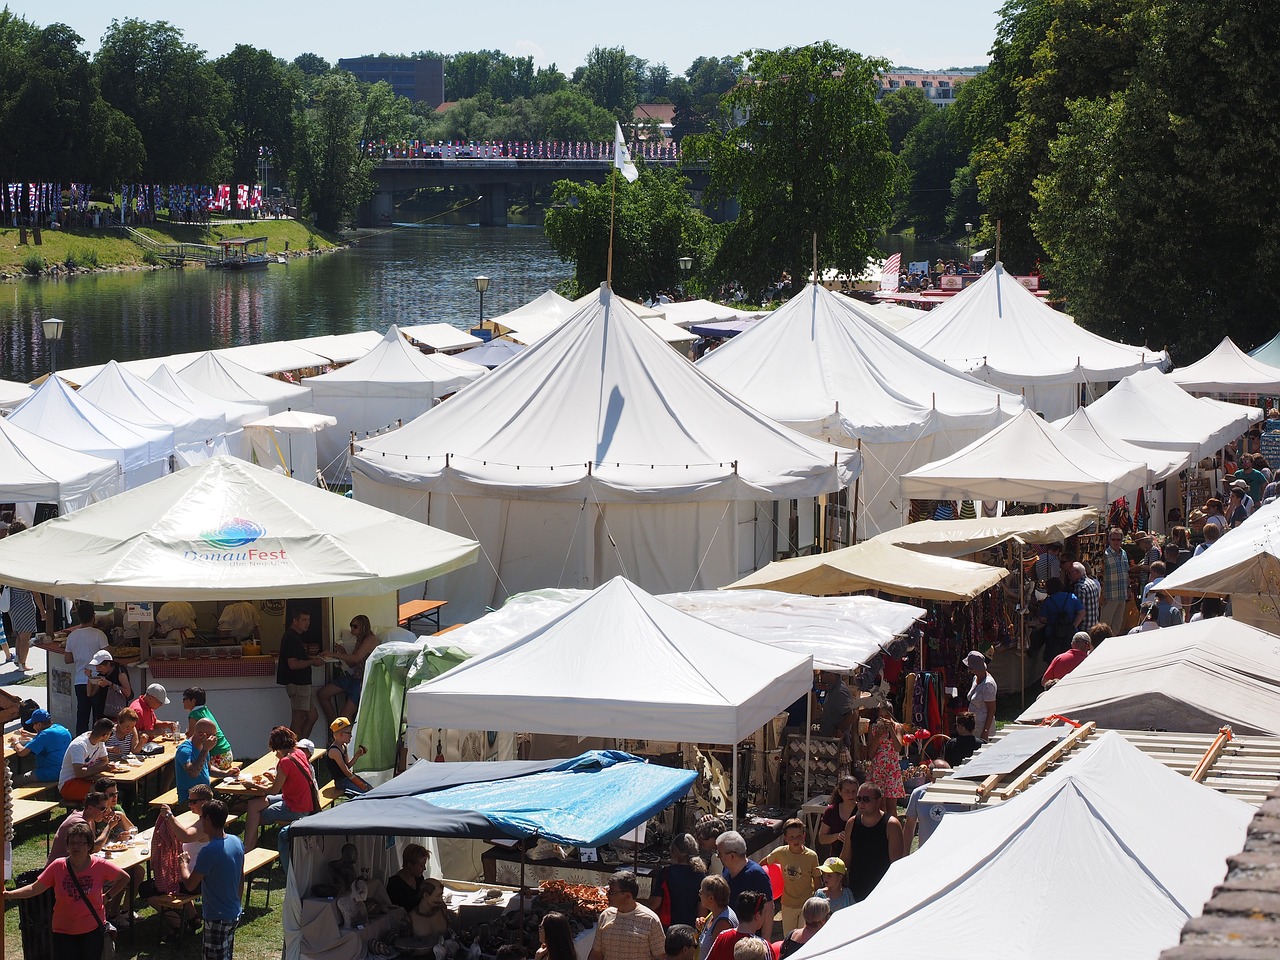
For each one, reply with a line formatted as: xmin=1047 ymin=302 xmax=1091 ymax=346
xmin=186 ymin=516 xmax=287 ymax=564
xmin=200 ymin=517 xmax=266 ymax=549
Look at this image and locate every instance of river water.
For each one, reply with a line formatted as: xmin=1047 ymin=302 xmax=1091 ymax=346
xmin=0 ymin=224 xmax=967 ymax=383
xmin=0 ymin=225 xmax=569 ymax=383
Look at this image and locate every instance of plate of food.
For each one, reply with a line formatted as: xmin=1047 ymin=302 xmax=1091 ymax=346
xmin=104 ymin=841 xmax=130 ymax=853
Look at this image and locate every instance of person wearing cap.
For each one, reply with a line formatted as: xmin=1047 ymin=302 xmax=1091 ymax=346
xmin=89 ymin=647 xmax=134 ymax=723
xmin=64 ymin=600 xmax=109 ymax=734
xmin=964 ymin=651 xmax=997 ymax=742
xmin=58 ymin=716 xmax=115 ymax=802
xmin=9 ymin=707 xmax=71 ymax=783
xmin=1227 ymin=485 xmax=1250 ymax=528
xmin=813 ymin=858 xmax=854 ymax=911
xmin=1042 ymin=632 xmax=1092 ymax=687
xmin=129 ymin=683 xmax=180 ymax=742
xmin=327 ymin=717 xmax=370 ymax=794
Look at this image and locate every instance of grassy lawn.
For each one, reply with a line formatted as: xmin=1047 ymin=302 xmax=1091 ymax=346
xmin=4 ymin=800 xmax=290 ymax=959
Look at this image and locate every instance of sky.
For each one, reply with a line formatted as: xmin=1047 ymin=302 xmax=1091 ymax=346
xmin=14 ymin=1 xmax=1001 ymax=75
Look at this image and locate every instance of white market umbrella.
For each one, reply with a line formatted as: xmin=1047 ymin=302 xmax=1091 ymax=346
xmin=0 ymin=456 xmax=479 ymax=600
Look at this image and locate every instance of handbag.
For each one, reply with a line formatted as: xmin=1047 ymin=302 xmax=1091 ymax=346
xmin=65 ymin=860 xmax=116 ymax=960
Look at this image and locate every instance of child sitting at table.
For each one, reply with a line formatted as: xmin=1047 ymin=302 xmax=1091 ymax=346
xmin=327 ymin=718 xmax=371 ymax=795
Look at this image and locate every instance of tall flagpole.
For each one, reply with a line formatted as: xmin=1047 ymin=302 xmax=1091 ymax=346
xmin=607 ymin=166 xmax=617 ymax=289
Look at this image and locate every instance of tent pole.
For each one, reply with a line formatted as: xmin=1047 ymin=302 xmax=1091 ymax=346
xmin=732 ymin=742 xmax=739 ymax=830
xmin=852 ymin=440 xmax=861 ymax=545
xmin=803 ymin=685 xmax=813 ymax=813
xmin=1020 ymin=542 xmax=1026 ymax=711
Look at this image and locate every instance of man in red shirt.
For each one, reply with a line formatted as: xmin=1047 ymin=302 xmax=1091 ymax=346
xmin=1042 ymin=632 xmax=1092 ymax=687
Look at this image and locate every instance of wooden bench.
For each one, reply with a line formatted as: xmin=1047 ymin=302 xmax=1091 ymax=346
xmin=12 ymin=782 xmax=56 ymax=802
xmin=398 ymin=598 xmax=447 ymax=631
xmin=318 ymin=782 xmax=345 ymax=809
xmin=242 ymin=847 xmax=281 ymax=909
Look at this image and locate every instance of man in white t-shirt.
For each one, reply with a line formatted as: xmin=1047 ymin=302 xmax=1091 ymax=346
xmin=964 ymin=651 xmax=997 ymax=741
xmin=64 ymin=601 xmax=109 ymax=734
xmin=58 ymin=717 xmax=114 ymax=803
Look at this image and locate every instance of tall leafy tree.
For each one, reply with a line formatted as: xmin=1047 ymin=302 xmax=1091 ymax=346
xmin=95 ymin=18 xmax=227 ymax=182
xmin=293 ymin=72 xmax=371 ymax=231
xmin=881 ymin=86 xmax=932 ymax=152
xmin=684 ymin=42 xmax=899 ymax=298
xmin=574 ymin=46 xmax=642 ymax=117
xmin=215 ymin=45 xmax=295 ymax=206
xmin=899 ymin=106 xmax=968 ymax=235
xmin=292 ymin=52 xmax=331 ymax=77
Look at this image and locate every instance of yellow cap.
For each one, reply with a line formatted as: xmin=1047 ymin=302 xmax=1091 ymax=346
xmin=329 ymin=717 xmax=353 ymax=733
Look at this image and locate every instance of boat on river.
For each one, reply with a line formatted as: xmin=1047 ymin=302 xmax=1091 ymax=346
xmin=207 ymin=237 xmax=271 ymax=270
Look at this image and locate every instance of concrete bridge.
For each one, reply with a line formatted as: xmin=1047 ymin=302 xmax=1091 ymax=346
xmin=362 ymin=157 xmax=716 ymax=226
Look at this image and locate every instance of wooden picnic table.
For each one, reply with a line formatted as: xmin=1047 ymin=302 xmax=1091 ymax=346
xmin=398 ymin=598 xmax=447 ymax=631
xmin=102 ymin=740 xmax=177 ymax=812
xmin=11 ymin=796 xmax=58 ymax=829
xmin=215 ymin=746 xmax=325 ymax=799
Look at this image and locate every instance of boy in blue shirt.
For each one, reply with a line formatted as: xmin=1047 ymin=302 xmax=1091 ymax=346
xmin=11 ymin=709 xmax=72 ymax=783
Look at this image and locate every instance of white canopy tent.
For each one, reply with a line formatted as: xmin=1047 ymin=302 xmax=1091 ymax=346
xmin=304 ymin=326 xmax=487 ymax=482
xmin=178 ymin=352 xmax=312 ymax=415
xmin=0 ymin=455 xmax=479 ymax=601
xmin=727 ymin=538 xmax=1009 ymax=601
xmin=215 ymin=341 xmax=329 ymax=375
xmin=452 ymin=338 xmax=526 ymax=369
xmin=244 ymin=410 xmax=339 ymax=482
xmin=7 ymin=374 xmax=173 ymax=489
xmin=876 ymin=508 xmax=1100 ymax=557
xmin=1052 ymin=405 xmax=1189 ymax=484
xmin=795 ymin=731 xmax=1252 ymax=960
xmin=1083 ymin=367 xmax=1260 ymax=460
xmin=406 ymin=576 xmax=814 ymax=822
xmin=490 ymin=290 xmax=575 ymax=344
xmin=696 ymin=282 xmax=1021 ymax=536
xmin=0 ymin=379 xmax=33 ymax=411
xmin=78 ymin=360 xmax=231 ymax=466
xmin=0 ymin=414 xmax=122 ymax=511
xmin=352 ymin=283 xmax=859 ymax=622
xmin=897 ymin=262 xmax=1166 ymax=419
xmin=292 ymin=330 xmax=386 ymax=364
xmin=1169 ymin=337 xmax=1280 ymax=395
xmin=1016 ymin=619 xmax=1280 ymax=735
xmin=399 ymin=323 xmax=483 ymax=353
xmin=146 ymin=364 xmax=267 ymax=460
xmin=661 ymin=299 xmax=766 ymax=329
xmin=901 ymin=408 xmax=1149 ymax=505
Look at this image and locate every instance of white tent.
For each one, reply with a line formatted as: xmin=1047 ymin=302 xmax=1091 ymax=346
xmin=78 ymin=361 xmax=231 ymax=466
xmin=901 ymin=408 xmax=1149 ymax=505
xmin=876 ymin=508 xmax=1101 ymax=557
xmin=146 ymin=364 xmax=269 ymax=430
xmin=490 ymin=290 xmax=576 ymax=343
xmin=292 ymin=330 xmax=386 ymax=364
xmin=0 ymin=378 xmax=33 ymax=411
xmin=1016 ymin=619 xmax=1280 ymax=735
xmin=352 ymin=283 xmax=859 ymax=622
xmin=1169 ymin=337 xmax=1280 ymax=395
xmin=796 ymin=731 xmax=1252 ymax=960
xmin=726 ymin=538 xmax=1009 ymax=601
xmin=452 ymin=338 xmax=526 ymax=369
xmin=7 ymin=374 xmax=173 ymax=489
xmin=304 ymin=326 xmax=487 ymax=482
xmin=1083 ymin=367 xmax=1260 ymax=460
xmin=399 ymin=323 xmax=483 ymax=353
xmin=244 ymin=410 xmax=339 ymax=482
xmin=0 ymin=414 xmax=122 ymax=511
xmin=696 ymin=282 xmax=1021 ymax=536
xmin=897 ymin=262 xmax=1166 ymax=419
xmin=0 ymin=455 xmax=479 ymax=601
xmin=406 ymin=576 xmax=813 ymax=744
xmin=661 ymin=299 xmax=765 ymax=329
xmin=215 ymin=341 xmax=329 ymax=375
xmin=1053 ymin=405 xmax=1189 ymax=484
xmin=178 ymin=351 xmax=312 ymax=415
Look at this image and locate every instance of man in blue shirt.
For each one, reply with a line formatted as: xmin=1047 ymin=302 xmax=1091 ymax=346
xmin=11 ymin=709 xmax=72 ymax=784
xmin=181 ymin=798 xmax=244 ymax=960
xmin=175 ymin=719 xmax=216 ymax=804
xmin=717 ymin=830 xmax=775 ymax=937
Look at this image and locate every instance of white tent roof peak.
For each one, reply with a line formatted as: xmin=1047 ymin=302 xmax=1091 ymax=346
xmin=901 ymin=408 xmax=1149 ymax=505
xmin=302 ymin=325 xmax=487 ymax=393
xmin=1169 ymin=336 xmax=1280 ymax=394
xmin=898 ymin=262 xmax=1167 ymax=384
xmin=79 ymin=360 xmax=227 ymax=446
xmin=353 ymin=282 xmax=859 ymax=502
xmin=406 ymin=575 xmax=813 ymax=743
xmin=178 ymin=352 xmax=312 ymax=415
xmin=0 ymin=414 xmax=122 ymax=509
xmin=146 ymin=364 xmax=269 ymax=429
xmin=1052 ymin=405 xmax=1189 ymax=484
xmin=696 ymin=282 xmax=1022 ymax=442
xmin=0 ymin=455 xmax=479 ymax=601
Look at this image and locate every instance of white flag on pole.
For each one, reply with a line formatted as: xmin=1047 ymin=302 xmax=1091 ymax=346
xmin=614 ymin=122 xmax=639 ymax=182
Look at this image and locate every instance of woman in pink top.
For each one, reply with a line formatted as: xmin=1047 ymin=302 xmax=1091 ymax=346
xmin=8 ymin=820 xmax=129 ymax=957
xmin=243 ymin=725 xmax=318 ymax=851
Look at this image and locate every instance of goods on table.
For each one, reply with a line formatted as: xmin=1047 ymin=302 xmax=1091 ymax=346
xmin=453 ymin=879 xmax=609 ymax=956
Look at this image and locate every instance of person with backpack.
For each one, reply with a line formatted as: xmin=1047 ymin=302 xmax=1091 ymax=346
xmin=1036 ymin=577 xmax=1084 ymax=664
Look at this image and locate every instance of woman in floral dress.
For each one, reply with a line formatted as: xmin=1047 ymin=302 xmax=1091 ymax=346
xmin=863 ymin=707 xmax=905 ymax=816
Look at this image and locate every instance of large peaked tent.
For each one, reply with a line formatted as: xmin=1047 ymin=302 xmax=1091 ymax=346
xmin=1083 ymin=367 xmax=1260 ymax=460
xmin=0 ymin=455 xmax=479 ymax=600
xmin=1016 ymin=619 xmax=1280 ymax=734
xmin=178 ymin=352 xmax=312 ymax=414
xmin=1053 ymin=405 xmax=1189 ymax=484
xmin=1249 ymin=330 xmax=1280 ymax=368
xmin=795 ymin=732 xmax=1252 ymax=960
xmin=352 ymin=284 xmax=859 ymax=621
xmin=1169 ymin=336 xmax=1280 ymax=395
xmin=79 ymin=360 xmax=231 ymax=465
xmin=696 ymin=282 xmax=1021 ymax=536
xmin=303 ymin=325 xmax=487 ymax=481
xmin=7 ymin=374 xmax=173 ymax=488
xmin=146 ymin=364 xmax=266 ymax=460
xmin=0 ymin=414 xmax=122 ymax=510
xmin=897 ymin=262 xmax=1166 ymax=419
xmin=901 ymin=408 xmax=1148 ymax=505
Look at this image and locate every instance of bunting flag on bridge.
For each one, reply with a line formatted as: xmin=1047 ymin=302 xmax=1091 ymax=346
xmin=613 ymin=122 xmax=639 ymax=183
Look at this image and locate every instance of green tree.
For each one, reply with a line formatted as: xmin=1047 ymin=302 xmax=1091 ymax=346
xmin=574 ymin=46 xmax=641 ymax=117
xmin=95 ymin=18 xmax=227 ymax=182
xmin=881 ymin=86 xmax=931 ymax=152
xmin=684 ymin=42 xmax=899 ymax=298
xmin=292 ymin=52 xmax=331 ymax=77
xmin=543 ymin=166 xmax=716 ymax=300
xmin=293 ymin=72 xmax=370 ymax=231
xmin=671 ymin=56 xmax=741 ymax=141
xmin=899 ymin=106 xmax=968 ymax=235
xmin=215 ymin=45 xmax=295 ymax=207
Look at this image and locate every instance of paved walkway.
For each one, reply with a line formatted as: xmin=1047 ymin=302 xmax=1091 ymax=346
xmin=1 ymin=641 xmax=48 ymax=733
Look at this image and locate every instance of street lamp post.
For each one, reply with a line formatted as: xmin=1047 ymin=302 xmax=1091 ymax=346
xmin=677 ymin=256 xmax=693 ymax=298
xmin=473 ymin=275 xmax=490 ymax=339
xmin=41 ymin=317 xmax=65 ymax=374
xmin=964 ymin=222 xmax=973 ymax=265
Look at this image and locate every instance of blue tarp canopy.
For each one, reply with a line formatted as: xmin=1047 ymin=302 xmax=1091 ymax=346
xmin=289 ymin=751 xmax=695 ymax=847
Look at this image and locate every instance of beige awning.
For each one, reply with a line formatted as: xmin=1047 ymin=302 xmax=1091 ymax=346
xmin=874 ymin=508 xmax=1100 ymax=558
xmin=725 ymin=538 xmax=1008 ymax=601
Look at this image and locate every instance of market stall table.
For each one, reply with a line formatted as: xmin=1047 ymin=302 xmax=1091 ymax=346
xmin=103 ymin=740 xmax=177 ymax=814
xmin=398 ymin=598 xmax=447 ymax=631
xmin=215 ymin=745 xmax=326 ymax=800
